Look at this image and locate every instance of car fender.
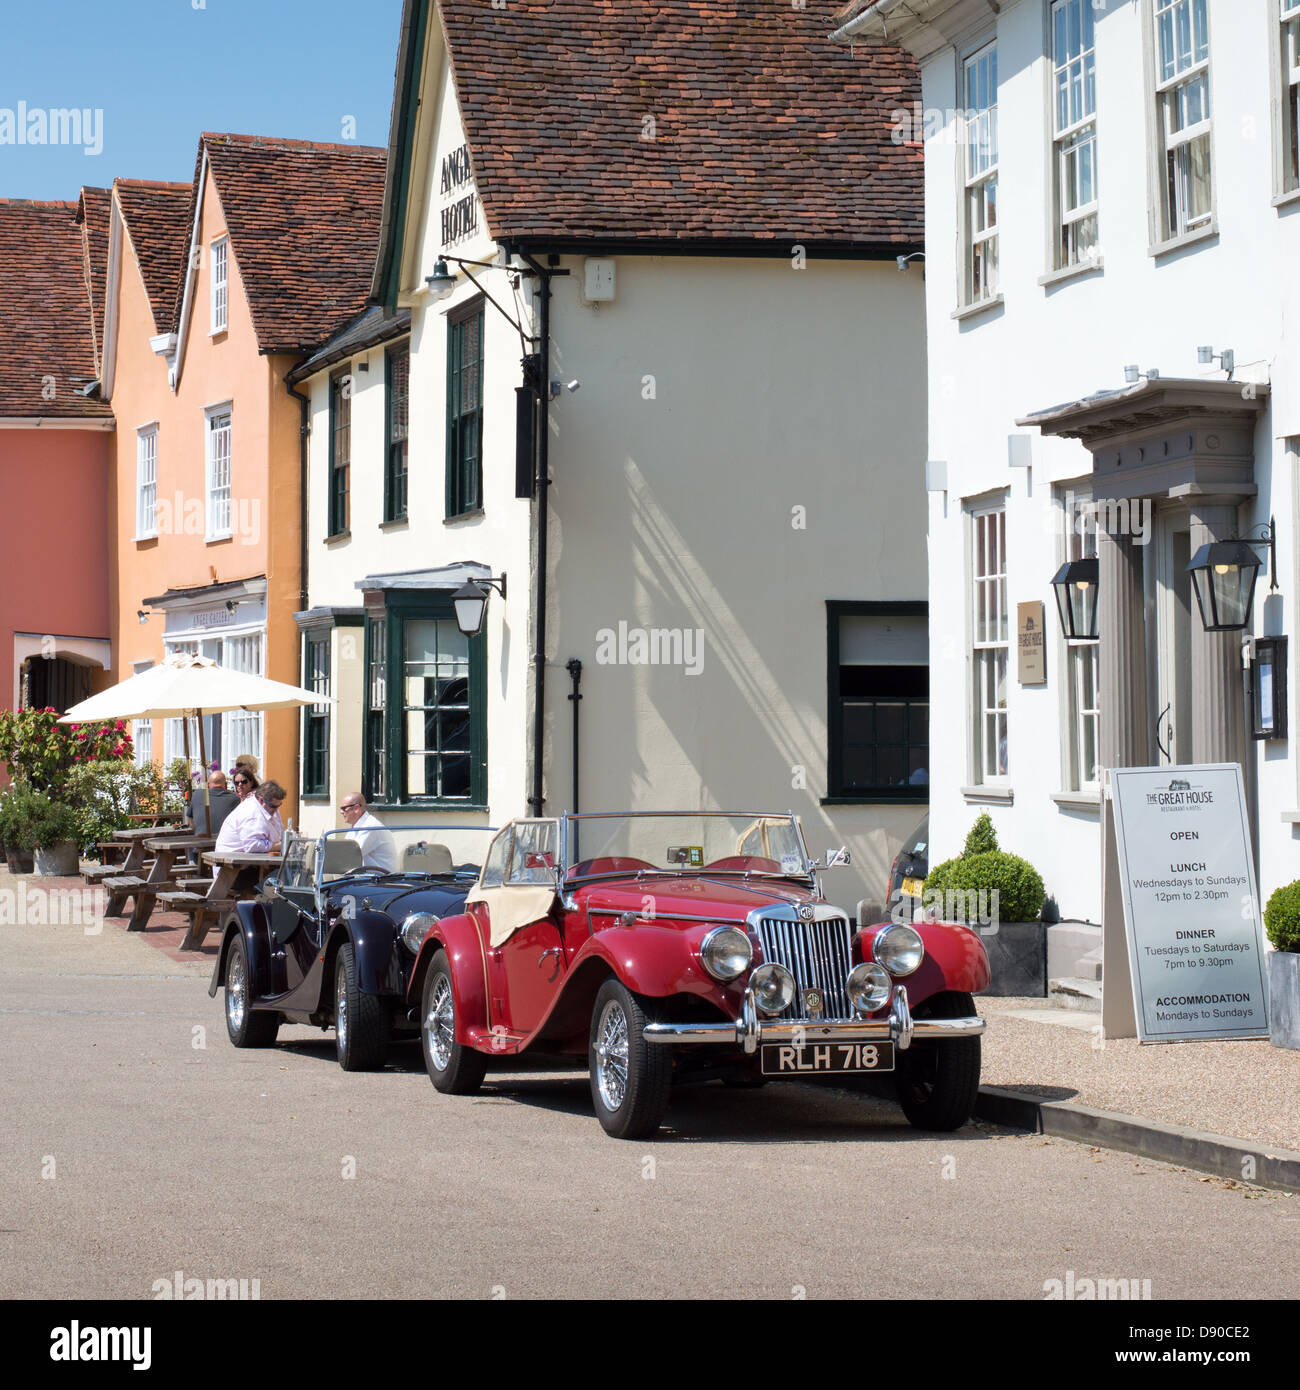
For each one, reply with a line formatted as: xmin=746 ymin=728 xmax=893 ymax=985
xmin=565 ymin=924 xmax=707 ymax=999
xmin=857 ymin=919 xmax=992 ymax=1005
xmin=406 ymin=912 xmax=489 ymax=1036
xmin=324 ymin=908 xmax=404 ymax=996
xmin=207 ymin=900 xmax=272 ymax=999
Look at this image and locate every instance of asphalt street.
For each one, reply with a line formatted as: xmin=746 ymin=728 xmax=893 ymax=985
xmin=4 ymin=912 xmax=1298 ymax=1301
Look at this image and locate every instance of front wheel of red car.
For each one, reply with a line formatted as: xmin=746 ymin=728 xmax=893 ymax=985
xmin=421 ymin=950 xmax=487 ymax=1095
xmin=589 ymin=979 xmax=671 ymax=1140
xmin=894 ymin=990 xmax=981 ymax=1131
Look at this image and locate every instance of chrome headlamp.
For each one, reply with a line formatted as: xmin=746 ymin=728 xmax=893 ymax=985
xmin=700 ymin=925 xmax=753 ymax=981
xmin=872 ymin=923 xmax=924 ymax=976
xmin=400 ymin=911 xmax=440 ymax=955
xmin=750 ymin=962 xmax=795 ymax=1016
xmin=847 ymin=961 xmax=893 ymax=1015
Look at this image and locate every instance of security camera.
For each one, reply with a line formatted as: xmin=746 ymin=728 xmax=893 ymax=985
xmin=565 ymin=379 xmax=581 ymax=394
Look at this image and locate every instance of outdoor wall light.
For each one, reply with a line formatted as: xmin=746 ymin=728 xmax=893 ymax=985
xmin=452 ymin=575 xmax=507 ymax=638
xmin=137 ymin=610 xmax=149 ymax=625
xmin=896 ymin=252 xmax=925 ymax=272
xmin=1051 ymin=558 xmax=1100 ymax=640
xmin=1187 ymin=519 xmax=1276 ymax=633
xmin=1124 ymin=365 xmax=1161 ymax=384
xmin=1198 ymin=345 xmax=1235 ymax=376
xmin=550 ymin=379 xmax=581 ymax=398
xmin=425 ymin=257 xmax=458 ymax=301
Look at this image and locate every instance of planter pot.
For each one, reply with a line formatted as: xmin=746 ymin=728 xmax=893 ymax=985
xmin=1269 ymin=951 xmax=1300 ymax=1051
xmin=978 ymin=921 xmax=1048 ymax=998
xmin=4 ymin=844 xmax=35 ymax=874
xmin=33 ymin=840 xmax=80 ymax=877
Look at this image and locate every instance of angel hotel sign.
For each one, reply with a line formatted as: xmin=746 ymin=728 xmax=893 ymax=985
xmin=440 ymin=143 xmax=478 ymax=249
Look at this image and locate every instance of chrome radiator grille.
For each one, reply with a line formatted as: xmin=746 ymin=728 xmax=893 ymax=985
xmin=754 ymin=916 xmax=854 ymax=1020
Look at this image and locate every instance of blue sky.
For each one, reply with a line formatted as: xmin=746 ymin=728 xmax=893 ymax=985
xmin=0 ymin=0 xmax=404 ymax=199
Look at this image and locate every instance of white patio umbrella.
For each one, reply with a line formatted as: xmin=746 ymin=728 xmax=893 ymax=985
xmin=59 ymin=654 xmax=334 ymax=824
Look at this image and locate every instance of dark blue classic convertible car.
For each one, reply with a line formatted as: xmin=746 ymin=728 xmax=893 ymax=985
xmin=209 ymin=826 xmax=495 ymax=1070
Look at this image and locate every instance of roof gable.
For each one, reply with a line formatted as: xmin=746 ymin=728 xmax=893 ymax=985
xmin=115 ymin=180 xmax=192 ymax=337
xmin=75 ymin=187 xmax=111 ymax=372
xmin=0 ymin=200 xmax=112 ymax=420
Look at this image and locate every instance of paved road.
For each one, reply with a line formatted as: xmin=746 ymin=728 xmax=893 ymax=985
xmin=3 ymin=912 xmax=1298 ymax=1301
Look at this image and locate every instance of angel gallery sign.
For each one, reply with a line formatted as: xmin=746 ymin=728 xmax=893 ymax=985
xmin=1111 ymin=764 xmax=1269 ymax=1042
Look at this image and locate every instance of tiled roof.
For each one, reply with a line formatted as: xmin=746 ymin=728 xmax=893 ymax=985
xmin=0 ymin=200 xmax=112 ymax=420
xmin=288 ymin=304 xmax=412 ymax=383
xmin=75 ymin=187 xmax=111 ymax=372
xmin=189 ymin=133 xmax=388 ymax=353
xmin=115 ymin=180 xmax=192 ymax=337
xmin=436 ymin=0 xmax=922 ymax=249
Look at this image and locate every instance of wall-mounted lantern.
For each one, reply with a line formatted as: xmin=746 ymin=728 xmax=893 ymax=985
xmin=451 ymin=576 xmax=507 ymax=638
xmin=1051 ymin=558 xmax=1099 ymax=640
xmin=1186 ymin=519 xmax=1276 ymax=633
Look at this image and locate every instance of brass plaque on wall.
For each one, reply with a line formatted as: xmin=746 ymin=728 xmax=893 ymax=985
xmin=1017 ymin=601 xmax=1047 ymax=685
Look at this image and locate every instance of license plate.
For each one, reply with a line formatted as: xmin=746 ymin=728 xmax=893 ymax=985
xmin=901 ymin=876 xmax=924 ymax=899
xmin=761 ymin=1041 xmax=895 ymax=1075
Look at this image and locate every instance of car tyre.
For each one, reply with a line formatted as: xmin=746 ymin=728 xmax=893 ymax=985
xmin=421 ymin=950 xmax=487 ymax=1094
xmin=334 ymin=941 xmax=390 ymax=1072
xmin=589 ymin=978 xmax=671 ymax=1140
xmin=894 ymin=990 xmax=981 ymax=1131
xmin=224 ymin=934 xmax=279 ymax=1048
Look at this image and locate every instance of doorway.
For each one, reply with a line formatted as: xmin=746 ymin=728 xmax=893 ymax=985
xmin=1147 ymin=506 xmax=1192 ymax=766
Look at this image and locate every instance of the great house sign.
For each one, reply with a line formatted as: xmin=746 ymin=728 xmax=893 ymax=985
xmin=440 ymin=143 xmax=478 ymax=249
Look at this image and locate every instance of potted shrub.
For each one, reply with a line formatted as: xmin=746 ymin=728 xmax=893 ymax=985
xmin=923 ymin=813 xmax=1049 ymax=997
xmin=0 ymin=789 xmax=34 ymax=874
xmin=0 ymin=783 xmax=80 ymax=875
xmin=1263 ymin=881 xmax=1300 ymax=1051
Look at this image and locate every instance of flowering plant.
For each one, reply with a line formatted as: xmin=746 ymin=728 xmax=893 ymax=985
xmin=0 ymin=708 xmax=133 ymax=792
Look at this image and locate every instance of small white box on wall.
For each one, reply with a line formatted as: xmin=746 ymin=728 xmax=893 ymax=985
xmin=584 ymin=258 xmax=616 ymax=301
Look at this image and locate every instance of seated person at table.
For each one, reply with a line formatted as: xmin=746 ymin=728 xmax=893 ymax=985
xmin=215 ymin=780 xmax=286 ymax=890
xmin=186 ymin=770 xmax=240 ymax=837
xmin=339 ymin=793 xmax=397 ymax=872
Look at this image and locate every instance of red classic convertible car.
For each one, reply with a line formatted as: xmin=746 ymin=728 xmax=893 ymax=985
xmin=409 ymin=812 xmax=990 ymax=1139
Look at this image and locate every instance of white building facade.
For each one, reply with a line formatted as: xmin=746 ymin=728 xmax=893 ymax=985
xmin=834 ymin=0 xmax=1300 ymax=996
xmin=293 ymin=0 xmax=935 ymax=909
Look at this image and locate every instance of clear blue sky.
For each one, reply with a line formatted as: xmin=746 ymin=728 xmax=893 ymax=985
xmin=0 ymin=0 xmax=404 ymax=199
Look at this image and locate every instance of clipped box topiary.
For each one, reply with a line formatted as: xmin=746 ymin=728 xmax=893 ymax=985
xmin=1264 ymin=880 xmax=1300 ymax=1050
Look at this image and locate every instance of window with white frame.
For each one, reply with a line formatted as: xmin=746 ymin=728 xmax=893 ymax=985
xmin=1153 ymin=0 xmax=1212 ymax=240
xmin=206 ymin=407 xmax=232 ymax=539
xmin=132 ymin=661 xmax=154 ymax=768
xmin=136 ymin=426 xmax=158 ymax=538
xmin=221 ymin=633 xmax=264 ymax=770
xmin=210 ymin=237 xmax=228 ymax=334
xmin=963 ymin=42 xmax=999 ymax=304
xmin=162 ymin=642 xmax=198 ymax=770
xmin=971 ymin=503 xmax=1009 ymax=781
xmin=1063 ymin=491 xmax=1100 ymax=791
xmin=1052 ymin=0 xmax=1099 ymax=268
xmin=1279 ymin=0 xmax=1300 ymax=194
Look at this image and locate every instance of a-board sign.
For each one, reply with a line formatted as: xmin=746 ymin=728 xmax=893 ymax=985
xmin=1110 ymin=764 xmax=1269 ymax=1042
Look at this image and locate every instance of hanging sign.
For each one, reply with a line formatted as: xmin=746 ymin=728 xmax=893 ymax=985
xmin=1017 ymin=601 xmax=1046 ymax=684
xmin=1110 ymin=764 xmax=1269 ymax=1042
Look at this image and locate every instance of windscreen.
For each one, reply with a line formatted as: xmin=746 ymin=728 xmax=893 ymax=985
xmin=318 ymin=826 xmax=496 ymax=883
xmin=565 ymin=814 xmax=810 ymax=881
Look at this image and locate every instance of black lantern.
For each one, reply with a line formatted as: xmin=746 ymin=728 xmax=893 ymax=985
xmin=425 ymin=257 xmax=457 ymax=300
xmin=1051 ymin=557 xmax=1099 ymax=640
xmin=451 ymin=576 xmax=507 ymax=638
xmin=1186 ymin=540 xmax=1263 ymax=633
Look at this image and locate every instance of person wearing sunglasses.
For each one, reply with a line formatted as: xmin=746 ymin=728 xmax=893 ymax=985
xmin=230 ymin=769 xmax=258 ymax=801
xmin=215 ymin=778 xmax=287 ymax=864
xmin=339 ymin=793 xmax=397 ymax=873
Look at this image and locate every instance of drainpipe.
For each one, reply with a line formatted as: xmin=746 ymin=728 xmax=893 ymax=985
xmin=285 ymin=379 xmax=310 ymax=614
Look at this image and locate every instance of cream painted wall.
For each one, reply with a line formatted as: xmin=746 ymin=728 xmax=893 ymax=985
xmin=912 ymin=0 xmax=1299 ymax=919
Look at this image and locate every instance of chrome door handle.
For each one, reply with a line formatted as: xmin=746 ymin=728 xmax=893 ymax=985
xmin=538 ymin=947 xmax=562 ymax=981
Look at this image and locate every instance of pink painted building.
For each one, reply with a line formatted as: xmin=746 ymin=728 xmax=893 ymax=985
xmin=0 ymin=194 xmax=115 ymax=721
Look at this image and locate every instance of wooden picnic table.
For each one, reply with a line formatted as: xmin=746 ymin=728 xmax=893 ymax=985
xmin=127 ymin=811 xmax=185 ymax=825
xmin=121 ymin=834 xmax=217 ymax=932
xmin=167 ymin=849 xmax=283 ymax=952
xmin=101 ymin=825 xmax=198 ymax=914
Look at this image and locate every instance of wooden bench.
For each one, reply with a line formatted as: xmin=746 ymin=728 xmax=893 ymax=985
xmin=81 ymin=864 xmax=122 ymax=885
xmin=102 ymin=875 xmax=149 ymax=916
xmin=156 ymin=893 xmax=239 ymax=952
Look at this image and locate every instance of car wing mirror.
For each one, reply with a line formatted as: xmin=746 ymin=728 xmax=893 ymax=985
xmin=815 ymin=846 xmax=852 ymax=869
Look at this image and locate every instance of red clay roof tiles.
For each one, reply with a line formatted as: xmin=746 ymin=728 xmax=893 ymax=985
xmin=75 ymin=187 xmax=111 ymax=372
xmin=436 ymin=0 xmax=922 ymax=248
xmin=115 ymin=180 xmax=192 ymax=337
xmin=193 ymin=133 xmax=388 ymax=353
xmin=0 ymin=200 xmax=112 ymax=420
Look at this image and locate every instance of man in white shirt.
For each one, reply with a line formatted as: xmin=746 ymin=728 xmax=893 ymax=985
xmin=340 ymin=793 xmax=397 ymax=873
xmin=215 ymin=780 xmax=286 ymax=856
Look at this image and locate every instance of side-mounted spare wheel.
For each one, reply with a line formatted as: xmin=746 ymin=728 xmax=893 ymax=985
xmin=421 ymin=949 xmax=487 ymax=1094
xmin=224 ymin=933 xmax=279 ymax=1048
xmin=894 ymin=989 xmax=981 ymax=1131
xmin=589 ymin=978 xmax=672 ymax=1140
xmin=334 ymin=940 xmax=391 ymax=1072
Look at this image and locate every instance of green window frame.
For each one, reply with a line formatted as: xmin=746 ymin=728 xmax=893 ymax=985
xmin=328 ymin=370 xmax=351 ymax=537
xmin=302 ymin=634 xmax=331 ymax=797
xmin=826 ymin=601 xmax=929 ymax=803
xmin=363 ymin=593 xmax=487 ymax=808
xmin=446 ymin=301 xmax=484 ymax=519
xmin=385 ymin=343 xmax=410 ymax=522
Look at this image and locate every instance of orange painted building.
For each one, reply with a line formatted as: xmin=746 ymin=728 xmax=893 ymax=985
xmin=0 ymin=194 xmax=115 ymax=724
xmin=100 ymin=134 xmax=385 ymax=822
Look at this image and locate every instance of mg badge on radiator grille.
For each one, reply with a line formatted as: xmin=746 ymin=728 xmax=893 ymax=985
xmin=797 ymin=903 xmax=815 ymax=921
xmin=802 ymin=987 xmax=825 ymax=1018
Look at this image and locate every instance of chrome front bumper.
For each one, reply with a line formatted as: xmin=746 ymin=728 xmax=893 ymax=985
xmin=642 ymin=986 xmax=986 ymax=1055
